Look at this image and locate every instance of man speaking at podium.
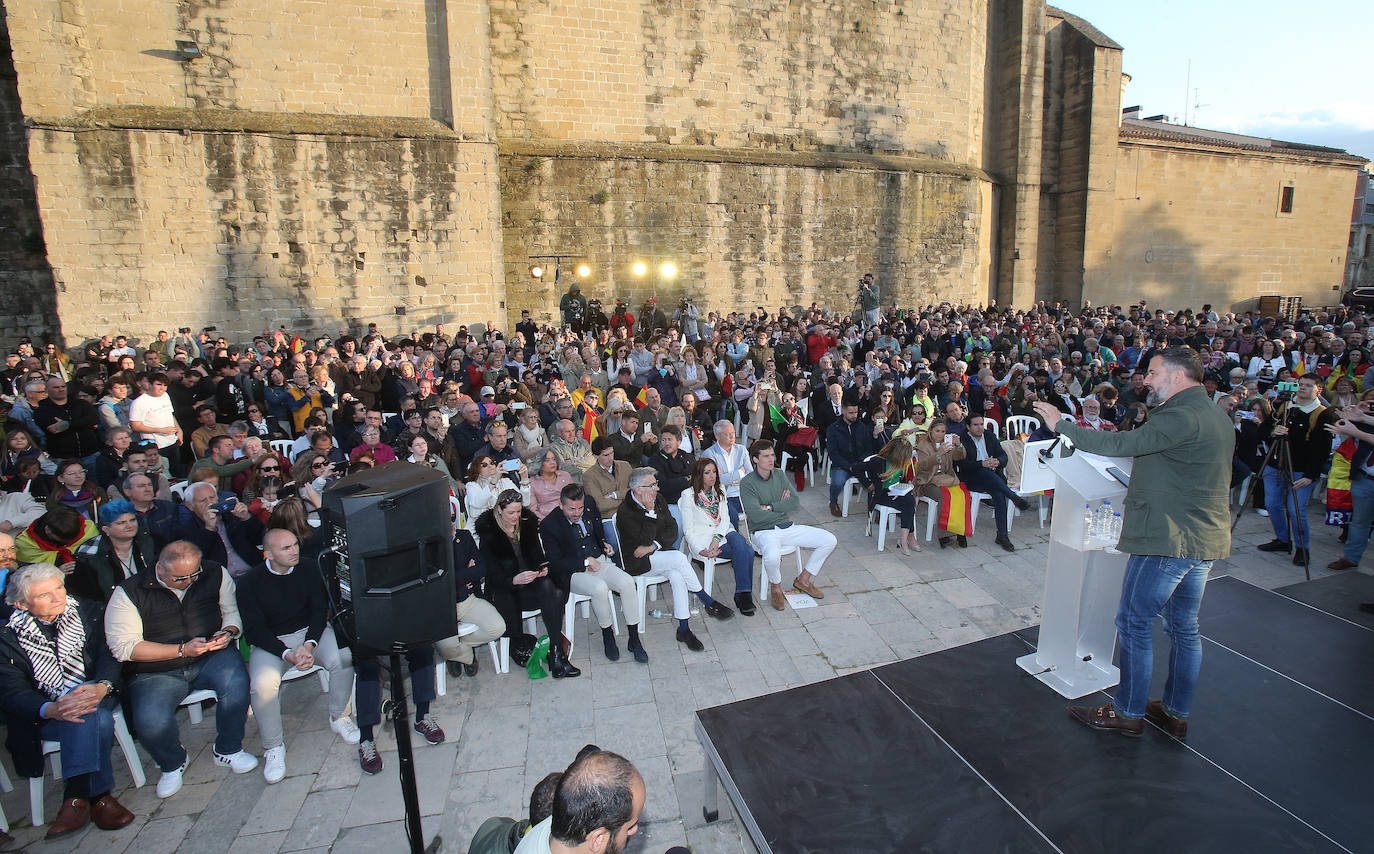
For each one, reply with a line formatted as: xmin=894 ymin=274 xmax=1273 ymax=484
xmin=1033 ymin=347 xmax=1233 ymax=740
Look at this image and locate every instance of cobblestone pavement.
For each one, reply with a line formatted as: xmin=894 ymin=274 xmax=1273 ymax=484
xmin=1 ymin=486 xmax=1355 ymax=854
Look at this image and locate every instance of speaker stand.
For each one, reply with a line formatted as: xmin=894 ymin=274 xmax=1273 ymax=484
xmin=389 ymin=645 xmax=443 ymax=854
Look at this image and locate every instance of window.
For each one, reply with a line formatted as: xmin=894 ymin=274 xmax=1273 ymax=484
xmin=1279 ymin=186 xmax=1295 ymax=214
xmin=1366 ymin=233 xmax=1373 ymax=258
xmin=1366 ymin=203 xmax=1374 ymax=215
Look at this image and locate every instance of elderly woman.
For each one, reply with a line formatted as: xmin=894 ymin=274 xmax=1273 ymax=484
xmin=511 ymin=405 xmax=549 ymax=462
xmin=348 ymin=425 xmax=397 ymax=465
xmin=464 ymin=454 xmax=527 ymax=520
xmin=527 ymin=448 xmax=574 ymax=520
xmin=0 ymin=563 xmax=135 ymax=838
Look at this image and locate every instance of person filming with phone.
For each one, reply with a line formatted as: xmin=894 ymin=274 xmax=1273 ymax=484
xmin=171 ymin=482 xmax=266 ymax=579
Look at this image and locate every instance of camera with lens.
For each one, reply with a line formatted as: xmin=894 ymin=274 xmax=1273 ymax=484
xmin=1273 ymin=380 xmax=1299 ymax=401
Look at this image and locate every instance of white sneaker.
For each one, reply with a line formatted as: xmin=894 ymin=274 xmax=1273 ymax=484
xmin=330 ymin=715 xmax=361 ymax=744
xmin=156 ymin=758 xmax=189 ymax=798
xmin=263 ymin=746 xmax=286 ymax=784
xmin=213 ymin=749 xmax=260 ymax=774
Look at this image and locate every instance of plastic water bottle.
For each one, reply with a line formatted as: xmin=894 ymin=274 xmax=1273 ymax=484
xmin=648 ymin=609 xmax=666 ymax=619
xmin=1110 ymin=512 xmax=1123 ymax=542
xmin=1082 ymin=503 xmax=1094 ymax=548
xmin=1096 ymin=500 xmax=1113 ymax=539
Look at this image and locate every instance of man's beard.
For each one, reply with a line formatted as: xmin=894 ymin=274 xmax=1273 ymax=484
xmin=1145 ymin=387 xmax=1165 ymax=407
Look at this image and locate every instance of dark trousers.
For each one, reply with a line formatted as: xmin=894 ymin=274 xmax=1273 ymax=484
xmin=489 ymin=577 xmax=566 ymax=642
xmin=40 ymin=696 xmax=118 ymax=798
xmin=353 ymin=645 xmax=436 ymax=729
xmin=962 ymin=468 xmax=1018 ymax=536
xmin=877 ymin=493 xmax=917 ymax=531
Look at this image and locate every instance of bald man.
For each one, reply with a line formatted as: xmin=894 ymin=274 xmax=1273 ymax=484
xmin=514 ymin=751 xmax=645 ymax=854
xmin=236 ymin=529 xmax=359 ymax=784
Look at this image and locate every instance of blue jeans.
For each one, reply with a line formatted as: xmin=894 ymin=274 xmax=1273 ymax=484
xmin=126 ymin=646 xmax=251 ymax=772
xmin=828 ymin=469 xmax=852 ymax=504
xmin=962 ymin=469 xmax=1017 ymax=536
xmin=1343 ymin=473 xmax=1374 ymax=564
xmin=667 ymin=504 xmax=684 ymax=551
xmin=1262 ymin=465 xmax=1316 ymax=547
xmin=726 ymin=496 xmax=742 ymax=532
xmin=718 ymin=530 xmax=754 ymax=593
xmin=40 ymin=696 xmax=117 ymax=796
xmin=1113 ymin=554 xmax=1212 ymax=720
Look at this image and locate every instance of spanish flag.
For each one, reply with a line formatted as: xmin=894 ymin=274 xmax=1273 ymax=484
xmin=1325 ymin=438 xmax=1356 ymax=527
xmin=581 ymin=410 xmax=599 ymax=442
xmin=633 ymin=386 xmax=648 ymax=409
xmin=939 ymin=483 xmax=974 ymax=536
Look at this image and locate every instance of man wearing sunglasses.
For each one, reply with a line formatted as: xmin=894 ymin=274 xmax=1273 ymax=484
xmin=104 ymin=540 xmax=258 ymax=798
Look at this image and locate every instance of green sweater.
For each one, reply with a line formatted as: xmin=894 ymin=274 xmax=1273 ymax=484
xmin=1054 ymin=385 xmax=1233 ymax=560
xmin=740 ymin=469 xmax=800 ymax=531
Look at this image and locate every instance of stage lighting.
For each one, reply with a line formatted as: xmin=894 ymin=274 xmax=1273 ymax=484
xmin=576 ymin=263 xmax=591 ymax=278
xmin=660 ymin=262 xmax=677 ymax=279
xmin=529 ymin=265 xmax=544 ymax=279
xmin=632 ymin=261 xmax=648 ymax=277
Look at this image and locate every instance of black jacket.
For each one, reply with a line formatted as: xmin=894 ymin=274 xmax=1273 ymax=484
xmin=0 ymin=599 xmax=121 ymax=777
xmin=473 ymin=509 xmax=549 ymax=596
xmin=538 ymin=497 xmax=608 ymax=585
xmin=956 ymin=429 xmax=1010 ymax=482
xmin=647 ymin=449 xmax=694 ymax=503
xmin=173 ymin=510 xmax=266 ymax=571
xmin=71 ymin=531 xmax=158 ymax=603
xmin=452 ymin=529 xmax=489 ymax=604
xmin=616 ymin=494 xmax=677 ymax=577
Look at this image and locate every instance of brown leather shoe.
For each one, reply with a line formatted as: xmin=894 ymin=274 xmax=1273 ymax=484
xmin=1328 ymin=557 xmax=1358 ymax=571
xmin=46 ymin=797 xmax=90 ymax=839
xmin=1145 ymin=700 xmax=1188 ymax=740
xmin=91 ymin=794 xmax=135 ymax=830
xmin=1068 ymin=704 xmax=1143 ymax=737
xmin=769 ymin=583 xmax=785 ymax=611
xmin=793 ymin=575 xmax=824 ymax=599
xmin=829 ymin=502 xmax=842 ymax=517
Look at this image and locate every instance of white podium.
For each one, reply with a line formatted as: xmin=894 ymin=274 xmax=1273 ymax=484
xmin=1016 ymin=442 xmax=1133 ymax=699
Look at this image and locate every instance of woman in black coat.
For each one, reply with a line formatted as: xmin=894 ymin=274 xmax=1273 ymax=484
xmin=474 ymin=489 xmax=578 ymax=678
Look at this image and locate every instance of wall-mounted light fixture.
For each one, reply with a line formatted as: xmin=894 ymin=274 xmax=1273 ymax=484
xmin=175 ymin=39 xmax=202 ymax=61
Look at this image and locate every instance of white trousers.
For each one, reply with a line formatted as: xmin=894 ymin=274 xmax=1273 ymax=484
xmin=753 ymin=524 xmax=838 ymax=585
xmin=570 ymin=562 xmax=642 ymax=627
xmin=647 ymin=550 xmax=702 ymax=619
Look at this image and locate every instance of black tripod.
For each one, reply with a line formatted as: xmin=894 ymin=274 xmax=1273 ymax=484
xmin=1234 ymin=401 xmax=1311 ymax=580
xmin=386 ymin=643 xmax=443 ymax=854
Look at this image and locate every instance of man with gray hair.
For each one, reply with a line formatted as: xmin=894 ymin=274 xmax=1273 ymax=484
xmin=0 ymin=563 xmax=135 ymax=838
xmin=702 ymin=420 xmax=751 ymax=530
xmin=549 ymin=418 xmax=595 ymax=483
xmin=615 ymin=467 xmax=731 ymax=652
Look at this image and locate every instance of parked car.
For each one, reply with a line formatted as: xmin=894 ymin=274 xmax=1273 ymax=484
xmin=1341 ymin=287 xmax=1374 ymax=310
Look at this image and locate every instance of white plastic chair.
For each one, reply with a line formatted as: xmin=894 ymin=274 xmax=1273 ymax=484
xmin=268 ymin=439 xmax=295 ymax=461
xmin=441 ymin=621 xmax=504 ymax=685
xmin=839 ymin=477 xmax=863 ymax=517
xmin=982 ymin=416 xmax=1000 ymax=439
xmin=557 ymin=589 xmax=617 ymax=657
xmin=181 ymin=688 xmax=218 ymax=725
xmin=779 ymin=450 xmax=815 ymax=487
xmin=865 ymin=504 xmax=901 ymax=551
xmin=634 ymin=574 xmax=670 ymax=626
xmin=918 ymin=491 xmax=992 ymax=540
xmin=169 ymin=480 xmax=189 ymax=503
xmin=31 ymin=709 xmax=145 ymax=826
xmin=756 ymin=547 xmax=805 ymax=602
xmin=494 ymin=609 xmax=548 ymax=675
xmin=1004 ymin=415 xmax=1038 ymax=439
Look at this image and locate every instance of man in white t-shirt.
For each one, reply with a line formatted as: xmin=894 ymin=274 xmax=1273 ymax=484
xmin=128 ymin=373 xmax=184 ymax=477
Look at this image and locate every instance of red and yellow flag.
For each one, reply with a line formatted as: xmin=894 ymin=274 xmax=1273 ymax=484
xmin=581 ymin=410 xmax=599 ymax=442
xmin=634 ymin=386 xmax=648 ymax=408
xmin=938 ymin=483 xmax=974 ymax=536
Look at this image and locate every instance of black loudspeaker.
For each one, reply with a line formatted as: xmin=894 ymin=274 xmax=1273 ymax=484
xmin=320 ymin=462 xmax=457 ymax=651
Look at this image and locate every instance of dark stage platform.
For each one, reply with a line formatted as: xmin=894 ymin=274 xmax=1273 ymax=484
xmin=696 ymin=574 xmax=1372 ymax=854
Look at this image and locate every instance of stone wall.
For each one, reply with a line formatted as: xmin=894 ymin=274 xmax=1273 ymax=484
xmin=490 ymin=0 xmax=989 ymax=163
xmin=500 ymin=146 xmax=996 ymax=327
xmin=26 ymin=123 xmax=503 ymax=344
xmin=0 ymin=12 xmax=57 ymax=343
xmin=1101 ymin=139 xmax=1360 ymax=311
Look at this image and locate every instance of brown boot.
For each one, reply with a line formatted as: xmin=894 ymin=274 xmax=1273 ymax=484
xmin=91 ymin=794 xmax=135 ymax=830
xmin=769 ymin=583 xmax=785 ymax=611
xmin=46 ymin=797 xmax=91 ymax=839
xmin=829 ymin=502 xmax=842 ymax=517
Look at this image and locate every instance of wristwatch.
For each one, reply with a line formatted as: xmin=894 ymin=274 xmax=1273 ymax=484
xmin=97 ymin=679 xmax=116 ymax=696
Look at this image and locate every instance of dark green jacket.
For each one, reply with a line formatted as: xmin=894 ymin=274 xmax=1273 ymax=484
xmin=1054 ymin=384 xmax=1233 ymax=560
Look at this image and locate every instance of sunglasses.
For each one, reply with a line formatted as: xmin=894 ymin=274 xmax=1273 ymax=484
xmin=311 ymin=460 xmax=329 ymax=468
xmin=259 ymin=465 xmax=280 ymax=472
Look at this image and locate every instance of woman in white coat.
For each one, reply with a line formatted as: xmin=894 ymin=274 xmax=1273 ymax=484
xmin=677 ymin=457 xmax=758 ymax=616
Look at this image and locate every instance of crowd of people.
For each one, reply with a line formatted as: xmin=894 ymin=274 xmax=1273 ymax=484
xmin=0 ymin=288 xmax=1372 ymax=847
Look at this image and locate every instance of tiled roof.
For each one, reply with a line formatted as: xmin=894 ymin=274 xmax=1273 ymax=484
xmin=1119 ymin=118 xmax=1369 ymax=164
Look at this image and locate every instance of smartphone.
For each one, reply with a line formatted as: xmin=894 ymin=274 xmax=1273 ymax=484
xmin=210 ymin=497 xmax=238 ymax=514
xmin=501 ymin=458 xmax=521 ymax=473
xmin=1106 ymin=466 xmax=1130 ymax=487
xmin=511 ymin=402 xmax=526 ymax=410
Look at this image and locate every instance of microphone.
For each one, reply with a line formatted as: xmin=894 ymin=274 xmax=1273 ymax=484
xmin=1039 ymin=434 xmax=1064 ymax=460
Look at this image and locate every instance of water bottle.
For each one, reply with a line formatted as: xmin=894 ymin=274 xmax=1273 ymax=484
xmin=1096 ymin=500 xmax=1113 ymax=539
xmin=648 ymin=609 xmax=666 ymax=619
xmin=1110 ymin=512 xmax=1123 ymax=542
xmin=1082 ymin=503 xmax=1094 ymax=548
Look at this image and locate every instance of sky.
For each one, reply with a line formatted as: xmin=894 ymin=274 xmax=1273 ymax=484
xmin=1058 ymin=1 xmax=1373 ymax=162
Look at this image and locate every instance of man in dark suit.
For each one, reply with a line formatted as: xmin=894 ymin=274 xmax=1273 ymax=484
xmin=955 ymin=413 xmax=1031 ymax=553
xmin=609 ymin=409 xmax=651 ymax=465
xmin=538 ymin=485 xmax=646 ymax=663
xmin=812 ymin=382 xmax=844 ymax=455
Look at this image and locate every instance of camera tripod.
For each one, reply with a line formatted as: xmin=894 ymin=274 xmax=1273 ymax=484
xmin=1234 ymin=402 xmax=1312 ymax=580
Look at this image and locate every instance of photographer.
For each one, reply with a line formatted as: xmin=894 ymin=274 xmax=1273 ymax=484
xmin=1256 ymin=375 xmax=1335 ymax=567
xmin=171 ymin=482 xmax=265 ymax=578
xmin=559 ymin=284 xmax=588 ymax=333
xmin=584 ymin=298 xmax=609 ymax=336
xmin=673 ymin=298 xmax=701 ymax=343
xmin=858 ymin=273 xmax=880 ymax=327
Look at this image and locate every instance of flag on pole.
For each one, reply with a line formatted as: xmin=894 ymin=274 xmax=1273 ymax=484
xmin=938 ymin=483 xmax=973 ymax=536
